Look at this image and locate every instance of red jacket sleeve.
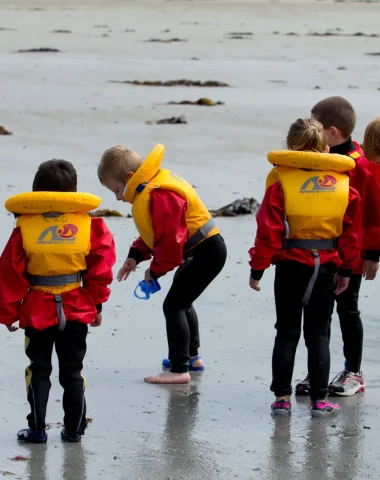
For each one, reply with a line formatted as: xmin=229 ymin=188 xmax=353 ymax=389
xmin=82 ymin=218 xmax=116 ymax=305
xmin=249 ymin=183 xmax=285 ymax=272
xmin=349 ymin=159 xmax=380 ymax=252
xmin=0 ymin=227 xmax=29 ymax=325
xmin=337 ymin=187 xmax=362 ymax=271
xmin=128 ymin=236 xmax=153 ymax=263
xmin=149 ymin=189 xmax=188 ymax=278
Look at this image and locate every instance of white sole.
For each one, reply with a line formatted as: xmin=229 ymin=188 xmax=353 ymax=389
xmin=332 ymin=384 xmax=365 ymax=397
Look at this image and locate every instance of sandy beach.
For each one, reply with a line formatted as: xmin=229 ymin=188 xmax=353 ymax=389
xmin=1 ymin=0 xmax=380 ymax=478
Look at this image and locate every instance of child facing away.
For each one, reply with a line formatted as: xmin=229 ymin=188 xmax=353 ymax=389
xmin=249 ymin=119 xmax=362 ymax=416
xmin=0 ymin=160 xmax=116 ymax=443
xmin=98 ymin=144 xmax=227 ymax=385
xmin=296 ymin=97 xmax=380 ymax=397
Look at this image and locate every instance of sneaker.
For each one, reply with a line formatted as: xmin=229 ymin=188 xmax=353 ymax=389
xmin=328 ymin=370 xmax=365 ymax=396
xmin=295 ymin=374 xmax=310 ymax=395
xmin=311 ymin=400 xmax=340 ymax=417
xmin=17 ymin=428 xmax=47 ymax=444
xmin=271 ymin=400 xmax=292 ymax=416
xmin=61 ymin=428 xmax=82 ymax=443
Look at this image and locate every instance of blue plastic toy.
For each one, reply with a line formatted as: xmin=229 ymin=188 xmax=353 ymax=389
xmin=134 ymin=279 xmax=161 ymax=300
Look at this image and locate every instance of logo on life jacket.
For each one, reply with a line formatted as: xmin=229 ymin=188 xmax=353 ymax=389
xmin=299 ymin=175 xmax=337 ymax=193
xmin=37 ymin=224 xmax=78 ymax=244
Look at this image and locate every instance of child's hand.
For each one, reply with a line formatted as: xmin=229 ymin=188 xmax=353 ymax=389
xmin=145 ymin=268 xmax=153 ymax=285
xmin=91 ymin=313 xmax=102 ymax=327
xmin=363 ymin=260 xmax=379 ymax=281
xmin=117 ymin=258 xmax=137 ymax=282
xmin=249 ymin=277 xmax=261 ymax=292
xmin=334 ymin=274 xmax=349 ymax=295
xmin=5 ymin=325 xmax=18 ymax=332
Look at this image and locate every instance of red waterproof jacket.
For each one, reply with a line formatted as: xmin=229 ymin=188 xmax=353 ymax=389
xmin=0 ymin=218 xmax=116 ymax=330
xmin=128 ymin=189 xmax=188 ymax=278
xmin=249 ymin=182 xmax=362 ymax=279
xmin=347 ymin=142 xmax=380 ymax=272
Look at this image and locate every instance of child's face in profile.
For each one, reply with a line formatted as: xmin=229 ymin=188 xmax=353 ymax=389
xmin=104 ymin=178 xmax=126 ymax=202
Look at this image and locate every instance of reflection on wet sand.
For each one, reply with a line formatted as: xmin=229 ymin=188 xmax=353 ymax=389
xmin=159 ymin=378 xmax=217 ymax=479
xmin=61 ymin=441 xmax=87 ymax=480
xmin=23 ymin=443 xmax=48 ymax=480
xmin=20 ymin=431 xmax=87 ymax=480
xmin=267 ymin=397 xmax=364 ymax=480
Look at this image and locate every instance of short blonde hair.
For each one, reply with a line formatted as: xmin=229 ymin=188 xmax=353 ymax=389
xmin=363 ymin=118 xmax=380 ymax=160
xmin=287 ymin=118 xmax=327 ymax=153
xmin=98 ymin=145 xmax=143 ymax=184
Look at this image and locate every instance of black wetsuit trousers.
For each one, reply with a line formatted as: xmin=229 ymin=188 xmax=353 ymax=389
xmin=24 ymin=321 xmax=88 ymax=434
xmin=330 ymin=273 xmax=363 ymax=373
xmin=271 ymin=261 xmax=336 ymax=401
xmin=164 ymin=234 xmax=227 ymax=373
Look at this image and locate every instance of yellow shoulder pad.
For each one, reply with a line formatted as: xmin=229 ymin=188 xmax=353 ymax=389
xmin=124 ymin=144 xmax=165 ymax=204
xmin=5 ymin=192 xmax=101 ymax=214
xmin=267 ymin=150 xmax=355 ymax=173
xmin=265 ymin=168 xmax=279 ymax=190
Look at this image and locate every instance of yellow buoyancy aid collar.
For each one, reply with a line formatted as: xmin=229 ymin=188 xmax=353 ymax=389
xmin=5 ymin=192 xmax=101 ymax=214
xmin=123 ymin=144 xmax=165 ymax=204
xmin=267 ymin=150 xmax=355 ymax=173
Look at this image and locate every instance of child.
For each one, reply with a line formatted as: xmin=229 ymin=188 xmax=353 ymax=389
xmin=363 ymin=117 xmax=380 ymax=166
xmin=296 ymin=97 xmax=380 ymax=396
xmin=98 ymin=144 xmax=227 ymax=385
xmin=0 ymin=160 xmax=116 ymax=443
xmin=249 ymin=118 xmax=362 ymax=416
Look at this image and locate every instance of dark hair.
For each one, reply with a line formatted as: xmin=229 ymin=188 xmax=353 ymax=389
xmin=32 ymin=159 xmax=77 ymax=192
xmin=311 ymin=96 xmax=356 ymax=139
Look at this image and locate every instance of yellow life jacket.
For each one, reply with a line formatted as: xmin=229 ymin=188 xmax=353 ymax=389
xmin=5 ymin=192 xmax=101 ymax=295
xmin=265 ymin=151 xmax=355 ymax=242
xmin=124 ymin=144 xmax=219 ymax=251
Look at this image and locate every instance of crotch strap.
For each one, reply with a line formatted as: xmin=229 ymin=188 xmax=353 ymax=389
xmin=301 ymin=252 xmax=320 ymax=306
xmin=54 ymin=295 xmax=67 ymax=331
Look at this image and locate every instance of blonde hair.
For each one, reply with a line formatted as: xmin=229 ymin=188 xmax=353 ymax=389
xmin=286 ymin=118 xmax=327 ymax=152
xmin=363 ymin=117 xmax=380 ymax=160
xmin=98 ymin=145 xmax=143 ymax=184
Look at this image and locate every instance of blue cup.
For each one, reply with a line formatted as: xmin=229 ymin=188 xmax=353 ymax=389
xmin=134 ymin=279 xmax=161 ymax=300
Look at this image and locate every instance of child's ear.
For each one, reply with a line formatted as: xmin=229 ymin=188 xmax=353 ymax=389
xmin=126 ymin=171 xmax=134 ymax=181
xmin=331 ymin=126 xmax=340 ymax=138
xmin=325 ymin=145 xmax=330 ymax=153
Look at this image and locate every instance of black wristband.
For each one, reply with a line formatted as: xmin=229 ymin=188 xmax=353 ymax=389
xmin=337 ymin=268 xmax=352 ymax=278
xmin=127 ymin=248 xmax=145 ymax=265
xmin=364 ymin=250 xmax=380 ymax=262
xmin=96 ymin=304 xmax=103 ymax=313
xmin=250 ymin=269 xmax=264 ymax=281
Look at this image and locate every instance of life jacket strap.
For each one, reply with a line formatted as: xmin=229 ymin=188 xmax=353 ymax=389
xmin=184 ymin=218 xmax=216 ymax=253
xmin=54 ymin=294 xmax=67 ymax=331
xmin=28 ymin=272 xmax=82 ymax=287
xmin=282 ymin=239 xmax=336 ymax=250
xmin=301 ymin=252 xmax=321 ymax=306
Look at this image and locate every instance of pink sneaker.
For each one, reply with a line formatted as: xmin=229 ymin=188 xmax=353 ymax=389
xmin=311 ymin=400 xmax=340 ymax=417
xmin=271 ymin=400 xmax=292 ymax=416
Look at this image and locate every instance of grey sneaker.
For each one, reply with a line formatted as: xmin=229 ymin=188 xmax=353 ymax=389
xmin=295 ymin=374 xmax=310 ymax=395
xmin=328 ymin=370 xmax=365 ymax=396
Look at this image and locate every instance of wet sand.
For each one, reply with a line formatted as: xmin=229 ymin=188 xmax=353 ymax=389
xmin=1 ymin=0 xmax=380 ymax=478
